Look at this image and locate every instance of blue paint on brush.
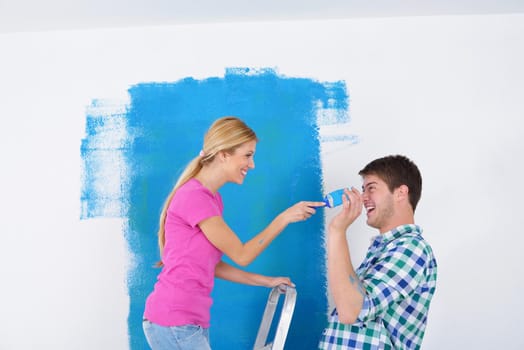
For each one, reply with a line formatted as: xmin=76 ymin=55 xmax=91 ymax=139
xmin=80 ymin=68 xmax=350 ymax=350
xmin=324 ymin=188 xmax=348 ymax=208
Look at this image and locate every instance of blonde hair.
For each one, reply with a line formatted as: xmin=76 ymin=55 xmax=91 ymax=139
xmin=156 ymin=116 xmax=257 ymax=266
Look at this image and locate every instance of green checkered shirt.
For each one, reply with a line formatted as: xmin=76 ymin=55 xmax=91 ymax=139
xmin=319 ymin=225 xmax=437 ymax=349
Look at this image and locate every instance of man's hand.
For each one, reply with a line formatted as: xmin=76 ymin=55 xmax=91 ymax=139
xmin=328 ymin=187 xmax=363 ymax=234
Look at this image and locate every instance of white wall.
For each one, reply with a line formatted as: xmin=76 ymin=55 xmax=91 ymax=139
xmin=1 ymin=13 xmax=523 ymax=349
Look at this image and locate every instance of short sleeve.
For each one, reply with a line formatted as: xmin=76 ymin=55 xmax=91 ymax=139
xmin=169 ymin=183 xmax=223 ymax=228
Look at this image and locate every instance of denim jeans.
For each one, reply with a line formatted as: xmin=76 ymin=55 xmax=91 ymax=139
xmin=143 ymin=319 xmax=211 ymax=350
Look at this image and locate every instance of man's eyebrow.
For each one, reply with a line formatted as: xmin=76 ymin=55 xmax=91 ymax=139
xmin=362 ymin=181 xmax=378 ymax=191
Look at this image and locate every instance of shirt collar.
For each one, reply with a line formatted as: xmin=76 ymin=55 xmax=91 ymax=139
xmin=371 ymin=224 xmax=422 ymax=246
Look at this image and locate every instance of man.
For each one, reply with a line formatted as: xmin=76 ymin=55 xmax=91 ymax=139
xmin=319 ymin=155 xmax=437 ymax=349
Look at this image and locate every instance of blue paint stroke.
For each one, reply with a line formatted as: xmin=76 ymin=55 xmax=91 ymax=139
xmin=320 ymin=134 xmax=360 ymax=143
xmin=80 ymin=68 xmax=350 ymax=349
xmin=80 ymin=99 xmax=132 ymax=219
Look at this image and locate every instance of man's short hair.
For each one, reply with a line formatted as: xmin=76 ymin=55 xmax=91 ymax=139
xmin=359 ymin=155 xmax=422 ymax=211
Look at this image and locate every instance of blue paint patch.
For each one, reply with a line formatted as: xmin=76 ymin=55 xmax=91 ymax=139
xmin=80 ymin=68 xmax=350 ymax=349
xmin=320 ymin=134 xmax=360 ymax=144
xmin=80 ymin=99 xmax=132 ymax=219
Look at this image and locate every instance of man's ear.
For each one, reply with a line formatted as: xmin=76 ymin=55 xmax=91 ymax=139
xmin=396 ymin=184 xmax=409 ymax=202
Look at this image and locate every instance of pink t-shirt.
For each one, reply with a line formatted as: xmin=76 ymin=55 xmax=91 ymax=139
xmin=144 ymin=178 xmax=224 ymax=327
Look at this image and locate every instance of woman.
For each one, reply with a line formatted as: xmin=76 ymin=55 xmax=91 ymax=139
xmin=143 ymin=116 xmax=324 ymax=350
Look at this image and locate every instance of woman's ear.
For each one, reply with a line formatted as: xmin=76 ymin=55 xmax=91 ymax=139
xmin=217 ymin=150 xmax=228 ymax=162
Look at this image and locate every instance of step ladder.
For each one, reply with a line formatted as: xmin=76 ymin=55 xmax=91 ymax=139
xmin=253 ymin=284 xmax=297 ymax=350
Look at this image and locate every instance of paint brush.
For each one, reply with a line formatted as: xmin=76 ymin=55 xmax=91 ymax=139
xmin=323 ymin=188 xmax=349 ymax=208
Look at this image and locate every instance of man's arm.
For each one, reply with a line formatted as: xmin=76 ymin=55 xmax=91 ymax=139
xmin=326 ymin=188 xmax=366 ymax=324
xmin=327 ymin=223 xmax=366 ymax=324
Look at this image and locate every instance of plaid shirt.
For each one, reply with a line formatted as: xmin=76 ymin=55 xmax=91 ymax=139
xmin=319 ymin=225 xmax=437 ymax=350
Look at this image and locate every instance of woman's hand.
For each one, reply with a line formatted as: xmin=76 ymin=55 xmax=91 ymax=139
xmin=282 ymin=200 xmax=326 ymax=223
xmin=263 ymin=276 xmax=295 ymax=288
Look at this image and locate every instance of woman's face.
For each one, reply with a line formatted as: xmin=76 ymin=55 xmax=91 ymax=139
xmin=223 ymin=140 xmax=256 ymax=185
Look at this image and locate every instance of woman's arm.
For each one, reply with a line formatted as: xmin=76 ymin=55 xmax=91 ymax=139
xmin=215 ymin=261 xmax=294 ymax=287
xmin=199 ymin=200 xmax=325 ymax=266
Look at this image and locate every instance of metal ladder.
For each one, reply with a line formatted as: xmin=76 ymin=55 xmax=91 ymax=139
xmin=253 ymin=284 xmax=297 ymax=350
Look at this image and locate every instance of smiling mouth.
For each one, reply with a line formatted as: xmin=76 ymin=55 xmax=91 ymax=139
xmin=241 ymin=170 xmax=247 ymax=176
xmin=366 ymin=205 xmax=375 ymax=214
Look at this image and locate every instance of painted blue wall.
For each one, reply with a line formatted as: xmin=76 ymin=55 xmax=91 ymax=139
xmin=81 ymin=68 xmax=349 ymax=349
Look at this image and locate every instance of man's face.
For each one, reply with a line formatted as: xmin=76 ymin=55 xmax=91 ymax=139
xmin=361 ymin=174 xmax=395 ymax=232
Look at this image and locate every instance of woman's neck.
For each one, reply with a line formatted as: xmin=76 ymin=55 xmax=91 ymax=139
xmin=194 ymin=165 xmax=224 ymax=194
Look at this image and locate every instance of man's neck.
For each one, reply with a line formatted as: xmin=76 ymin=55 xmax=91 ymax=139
xmin=378 ymin=217 xmax=415 ymax=234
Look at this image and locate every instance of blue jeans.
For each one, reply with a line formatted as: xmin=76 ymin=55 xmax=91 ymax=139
xmin=143 ymin=319 xmax=211 ymax=350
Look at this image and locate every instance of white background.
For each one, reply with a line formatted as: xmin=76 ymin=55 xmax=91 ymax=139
xmin=1 ymin=13 xmax=523 ymax=349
